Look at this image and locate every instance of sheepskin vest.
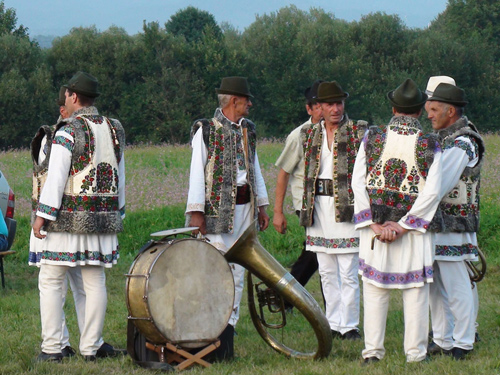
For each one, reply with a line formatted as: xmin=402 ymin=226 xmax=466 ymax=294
xmin=299 ymin=115 xmax=367 ymax=227
xmin=40 ymin=107 xmax=126 ymax=234
xmin=429 ymin=117 xmax=484 ymax=232
xmin=364 ymin=116 xmax=440 ymax=224
xmin=187 ymin=108 xmax=257 ymax=234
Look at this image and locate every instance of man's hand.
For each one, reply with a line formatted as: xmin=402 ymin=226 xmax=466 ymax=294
xmin=258 ymin=206 xmax=270 ymax=231
xmin=32 ymin=216 xmax=46 ymax=239
xmin=382 ymin=221 xmax=408 ymax=241
xmin=273 ymin=211 xmax=287 ymax=234
xmin=188 ymin=211 xmax=206 ymax=236
xmin=370 ymin=221 xmax=408 ymax=245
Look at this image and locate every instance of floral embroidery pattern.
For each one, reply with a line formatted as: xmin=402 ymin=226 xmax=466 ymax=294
xmin=36 ymin=249 xmax=119 ymax=264
xmin=359 ymin=258 xmax=433 ymax=285
xmin=354 ymin=209 xmax=372 ymax=224
xmin=435 ymin=244 xmax=478 ymax=257
xmin=383 ymin=158 xmax=407 ymax=190
xmin=306 ymin=235 xmax=359 ymax=249
xmin=54 ymin=134 xmax=74 ymax=152
xmin=37 ymin=202 xmax=58 ymax=217
xmin=95 ymin=163 xmax=118 ymax=193
xmin=72 ymin=117 xmax=95 ymax=175
xmin=80 ymin=168 xmax=96 ymax=194
xmin=205 ymin=124 xmax=224 ymax=217
xmin=403 ymin=215 xmax=430 ymax=230
xmin=234 ymin=129 xmax=246 ymax=171
xmin=61 ymin=195 xmax=119 ymax=212
xmin=444 ymin=138 xmax=478 ymax=162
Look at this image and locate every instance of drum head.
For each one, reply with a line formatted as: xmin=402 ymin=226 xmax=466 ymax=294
xmin=147 ymin=239 xmax=235 ymax=348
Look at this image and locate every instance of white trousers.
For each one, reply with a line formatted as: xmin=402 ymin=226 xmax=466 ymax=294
xmin=362 ymin=281 xmax=429 ymax=362
xmin=61 ymin=267 xmax=86 ymax=348
xmin=316 ymin=252 xmax=359 ymax=334
xmin=39 ymin=264 xmax=107 ymax=355
xmin=429 ymin=260 xmax=475 ymax=350
xmin=205 ymin=203 xmax=253 ymax=327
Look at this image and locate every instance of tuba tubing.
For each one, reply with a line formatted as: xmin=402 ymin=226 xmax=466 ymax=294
xmin=466 ymin=247 xmax=487 ymax=283
xmin=224 ymin=222 xmax=332 ymax=360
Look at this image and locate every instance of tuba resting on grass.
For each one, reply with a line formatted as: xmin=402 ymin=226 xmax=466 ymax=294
xmin=466 ymin=247 xmax=486 ymax=283
xmin=224 ymin=222 xmax=332 ymax=360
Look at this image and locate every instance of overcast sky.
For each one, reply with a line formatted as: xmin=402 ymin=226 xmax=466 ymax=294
xmin=6 ymin=0 xmax=448 ymax=37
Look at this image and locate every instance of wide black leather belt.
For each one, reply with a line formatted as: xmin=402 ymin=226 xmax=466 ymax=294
xmin=315 ymin=179 xmax=334 ymax=196
xmin=236 ymin=184 xmax=251 ymax=205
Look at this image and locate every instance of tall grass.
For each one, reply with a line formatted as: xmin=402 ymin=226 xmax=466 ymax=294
xmin=1 ymin=135 xmax=499 ymax=374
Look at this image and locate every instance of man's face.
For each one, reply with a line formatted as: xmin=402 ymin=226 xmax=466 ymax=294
xmin=320 ymin=100 xmax=344 ymax=126
xmin=234 ymin=96 xmax=252 ymax=118
xmin=59 ymin=105 xmax=69 ymax=119
xmin=426 ymin=101 xmax=452 ymax=130
xmin=64 ymin=89 xmax=76 ymax=116
xmin=306 ymin=103 xmax=323 ymax=123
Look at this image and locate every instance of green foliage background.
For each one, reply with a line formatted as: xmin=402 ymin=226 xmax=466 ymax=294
xmin=2 ymin=0 xmax=500 ymax=149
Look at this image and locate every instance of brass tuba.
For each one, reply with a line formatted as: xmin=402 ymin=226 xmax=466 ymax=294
xmin=224 ymin=222 xmax=332 ymax=360
xmin=466 ymin=247 xmax=487 ymax=283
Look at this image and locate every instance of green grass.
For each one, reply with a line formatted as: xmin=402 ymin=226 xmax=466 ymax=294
xmin=1 ymin=136 xmax=500 ymax=374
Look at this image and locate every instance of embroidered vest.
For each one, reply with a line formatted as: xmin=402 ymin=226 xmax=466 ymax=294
xmin=429 ymin=117 xmax=484 ymax=232
xmin=187 ymin=109 xmax=257 ymax=234
xmin=42 ymin=109 xmax=126 ymax=234
xmin=364 ymin=116 xmax=439 ymax=223
xmin=299 ymin=115 xmax=367 ymax=227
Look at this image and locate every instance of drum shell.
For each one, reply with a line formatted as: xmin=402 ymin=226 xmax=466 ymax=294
xmin=126 ymin=238 xmax=235 ymax=348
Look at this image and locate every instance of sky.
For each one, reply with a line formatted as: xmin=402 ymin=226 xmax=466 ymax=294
xmin=6 ymin=0 xmax=449 ymax=37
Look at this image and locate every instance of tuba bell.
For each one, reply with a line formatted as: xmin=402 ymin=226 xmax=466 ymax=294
xmin=466 ymin=247 xmax=487 ymax=283
xmin=224 ymin=222 xmax=332 ymax=360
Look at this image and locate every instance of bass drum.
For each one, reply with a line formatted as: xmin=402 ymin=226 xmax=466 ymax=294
xmin=126 ymin=238 xmax=235 ymax=348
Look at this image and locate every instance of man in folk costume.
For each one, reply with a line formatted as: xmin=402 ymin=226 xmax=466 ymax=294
xmin=31 ymin=72 xmax=126 ymax=362
xmin=352 ymin=78 xmax=443 ymax=363
xmin=277 ymin=81 xmax=366 ymax=340
xmin=426 ymin=82 xmax=484 ymax=360
xmin=273 ymin=80 xmax=325 ymax=310
xmin=186 ymin=76 xmax=270 ymax=359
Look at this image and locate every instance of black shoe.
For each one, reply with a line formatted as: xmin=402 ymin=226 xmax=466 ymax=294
xmin=331 ymin=330 xmax=342 ymax=339
xmin=62 ymin=346 xmax=76 ymax=358
xmin=37 ymin=352 xmax=63 ymax=362
xmin=427 ymin=341 xmax=451 ymax=355
xmin=342 ymin=329 xmax=361 ymax=340
xmin=363 ymin=357 xmax=379 ymax=365
xmin=96 ymin=342 xmax=127 ymax=358
xmin=83 ymin=355 xmax=97 ymax=362
xmin=475 ymin=332 xmax=481 ymax=343
xmin=451 ymin=347 xmax=472 ymax=360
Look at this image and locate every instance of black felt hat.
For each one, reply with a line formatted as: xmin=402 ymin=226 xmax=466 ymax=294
xmin=387 ymin=78 xmax=427 ymax=113
xmin=216 ymin=76 xmax=253 ymax=98
xmin=56 ymin=86 xmax=66 ymax=106
xmin=427 ymin=83 xmax=468 ymax=107
xmin=63 ymin=71 xmax=100 ymax=98
xmin=316 ymin=81 xmax=349 ymax=103
xmin=304 ymin=79 xmax=325 ymax=102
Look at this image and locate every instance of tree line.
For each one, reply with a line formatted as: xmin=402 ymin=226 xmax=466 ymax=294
xmin=1 ymin=0 xmax=499 ymax=149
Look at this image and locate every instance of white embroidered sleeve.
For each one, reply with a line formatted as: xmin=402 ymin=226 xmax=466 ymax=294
xmin=254 ymin=151 xmax=269 ymax=207
xmin=186 ymin=128 xmax=208 ymax=213
xmin=399 ymin=151 xmax=443 ymax=233
xmin=37 ymin=130 xmax=74 ymax=221
xmin=352 ymin=143 xmax=374 ymax=229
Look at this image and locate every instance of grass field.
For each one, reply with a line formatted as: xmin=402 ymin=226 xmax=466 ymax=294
xmin=0 ymin=135 xmax=499 ymax=375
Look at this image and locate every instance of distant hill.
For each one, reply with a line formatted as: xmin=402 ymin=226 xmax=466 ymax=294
xmin=32 ymin=35 xmax=57 ymax=49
